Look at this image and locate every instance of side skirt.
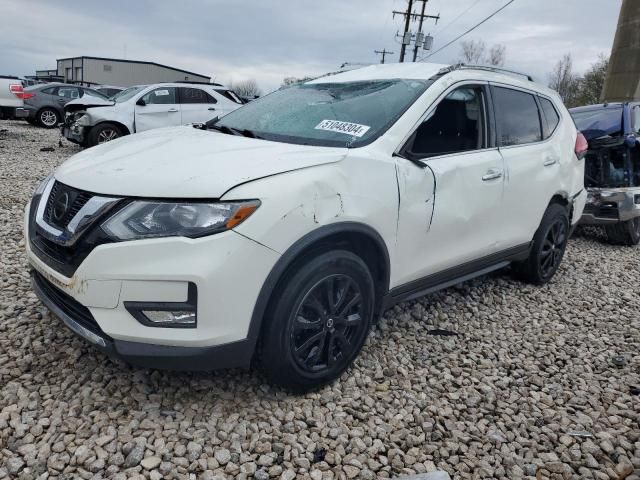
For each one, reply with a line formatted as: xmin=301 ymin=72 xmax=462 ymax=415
xmin=382 ymin=243 xmax=530 ymax=310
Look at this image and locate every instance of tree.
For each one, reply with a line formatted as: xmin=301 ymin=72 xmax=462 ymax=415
xmin=460 ymin=39 xmax=486 ymax=64
xmin=487 ymin=44 xmax=506 ymax=66
xmin=576 ymin=55 xmax=609 ymax=105
xmin=230 ymin=79 xmax=262 ymax=99
xmin=548 ymin=53 xmax=581 ymax=107
xmin=459 ymin=40 xmax=506 ymax=66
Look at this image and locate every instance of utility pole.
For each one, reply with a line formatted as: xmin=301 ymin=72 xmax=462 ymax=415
xmin=412 ymin=0 xmax=439 ymax=62
xmin=393 ymin=0 xmax=440 ymax=62
xmin=374 ymin=49 xmax=394 ymax=64
xmin=394 ymin=0 xmax=413 ymax=62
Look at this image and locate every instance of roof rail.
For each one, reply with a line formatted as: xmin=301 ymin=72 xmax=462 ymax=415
xmin=444 ymin=63 xmax=534 ymax=82
xmin=175 ymin=80 xmax=223 ymax=87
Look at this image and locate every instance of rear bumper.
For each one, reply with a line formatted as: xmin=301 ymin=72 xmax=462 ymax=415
xmin=580 ymin=188 xmax=640 ymax=225
xmin=31 ymin=270 xmax=254 ymax=370
xmin=0 ymin=106 xmax=28 ymax=119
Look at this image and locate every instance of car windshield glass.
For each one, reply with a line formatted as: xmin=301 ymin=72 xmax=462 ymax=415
xmin=213 ymin=79 xmax=430 ymax=147
xmin=571 ymin=107 xmax=624 ymax=139
xmin=112 ymin=86 xmax=145 ymax=103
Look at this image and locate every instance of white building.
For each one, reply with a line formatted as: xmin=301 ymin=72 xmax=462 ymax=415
xmin=43 ymin=56 xmax=211 ymax=87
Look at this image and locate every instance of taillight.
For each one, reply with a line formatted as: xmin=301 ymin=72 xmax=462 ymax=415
xmin=575 ymin=132 xmax=588 ymax=160
xmin=9 ymin=84 xmax=32 ymax=100
xmin=21 ymin=92 xmax=35 ymax=100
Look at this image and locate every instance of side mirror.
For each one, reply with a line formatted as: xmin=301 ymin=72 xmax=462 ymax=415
xmin=136 ymin=98 xmax=146 ymax=106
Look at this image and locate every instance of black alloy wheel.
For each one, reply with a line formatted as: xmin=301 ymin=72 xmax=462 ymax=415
xmin=539 ymin=217 xmax=568 ymax=279
xmin=290 ymin=274 xmax=365 ymax=375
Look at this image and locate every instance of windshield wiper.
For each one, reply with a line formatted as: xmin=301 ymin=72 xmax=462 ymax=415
xmin=209 ymin=123 xmax=239 ymax=136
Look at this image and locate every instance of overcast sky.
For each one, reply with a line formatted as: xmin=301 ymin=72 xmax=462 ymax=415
xmin=1 ymin=0 xmax=622 ymax=91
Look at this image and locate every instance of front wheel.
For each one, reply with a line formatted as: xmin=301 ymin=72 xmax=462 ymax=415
xmin=87 ymin=123 xmax=121 ymax=147
xmin=259 ymin=250 xmax=375 ymax=392
xmin=512 ymin=204 xmax=570 ymax=285
xmin=605 ymin=218 xmax=640 ymax=246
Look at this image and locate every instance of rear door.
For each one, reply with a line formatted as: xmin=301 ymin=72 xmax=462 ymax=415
xmin=178 ymin=87 xmax=218 ymax=124
xmin=134 ymin=87 xmax=181 ymax=132
xmin=492 ymin=85 xmax=562 ymax=245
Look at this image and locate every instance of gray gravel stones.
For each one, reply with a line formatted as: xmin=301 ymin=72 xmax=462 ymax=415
xmin=1 ymin=121 xmax=639 ymax=479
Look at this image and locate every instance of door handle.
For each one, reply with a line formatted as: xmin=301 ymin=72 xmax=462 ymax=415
xmin=208 ymin=107 xmax=216 ymax=111
xmin=168 ymin=108 xmax=178 ymax=113
xmin=544 ymin=157 xmax=558 ymax=167
xmin=482 ymin=169 xmax=503 ymax=181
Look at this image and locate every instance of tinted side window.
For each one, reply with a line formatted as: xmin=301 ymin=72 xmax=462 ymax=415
xmin=407 ymin=86 xmax=486 ymax=158
xmin=539 ymin=97 xmax=560 ymax=138
xmin=141 ymin=87 xmax=177 ymax=105
xmin=493 ymin=87 xmax=542 ymax=146
xmin=179 ymin=87 xmax=216 ymax=104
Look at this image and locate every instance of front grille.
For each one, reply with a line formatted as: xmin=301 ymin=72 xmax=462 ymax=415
xmin=33 ymin=271 xmax=108 ymax=339
xmin=28 ymin=194 xmax=114 ymax=277
xmin=45 ymin=181 xmax=94 ymax=230
xmin=584 ymin=202 xmax=619 ymax=220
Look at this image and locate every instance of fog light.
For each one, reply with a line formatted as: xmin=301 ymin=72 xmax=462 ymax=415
xmin=124 ymin=283 xmax=197 ymax=328
xmin=141 ymin=310 xmax=196 ymax=326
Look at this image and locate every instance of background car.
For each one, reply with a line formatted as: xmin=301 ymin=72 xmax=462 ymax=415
xmin=62 ymin=82 xmax=244 ymax=147
xmin=23 ymin=83 xmax=110 ymax=128
xmin=0 ymin=75 xmax=29 ymax=120
xmin=570 ymin=102 xmax=640 ymax=245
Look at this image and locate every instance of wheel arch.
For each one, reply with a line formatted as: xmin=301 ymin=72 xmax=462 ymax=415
xmin=246 ymin=222 xmax=391 ymax=361
xmin=92 ymin=120 xmax=131 ymax=136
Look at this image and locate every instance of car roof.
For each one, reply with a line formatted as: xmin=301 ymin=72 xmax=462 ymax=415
xmin=143 ymin=82 xmax=229 ymax=89
xmin=309 ymin=62 xmax=557 ymax=98
xmin=569 ymin=103 xmax=626 ymax=113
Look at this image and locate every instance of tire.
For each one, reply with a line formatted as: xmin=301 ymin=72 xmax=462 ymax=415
xmin=259 ymin=250 xmax=375 ymax=392
xmin=512 ymin=204 xmax=570 ymax=285
xmin=605 ymin=218 xmax=640 ymax=246
xmin=87 ymin=123 xmax=121 ymax=147
xmin=37 ymin=108 xmax=60 ymax=128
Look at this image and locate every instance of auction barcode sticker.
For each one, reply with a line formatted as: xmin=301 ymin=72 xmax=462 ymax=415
xmin=315 ymin=120 xmax=371 ymax=137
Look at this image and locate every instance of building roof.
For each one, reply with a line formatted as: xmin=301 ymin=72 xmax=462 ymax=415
xmin=56 ymin=56 xmax=210 ymax=80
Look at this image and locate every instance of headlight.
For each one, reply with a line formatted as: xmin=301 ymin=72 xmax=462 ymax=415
xmin=101 ymin=200 xmax=260 ymax=241
xmin=75 ymin=113 xmax=91 ymax=126
xmin=34 ymin=173 xmax=54 ymax=196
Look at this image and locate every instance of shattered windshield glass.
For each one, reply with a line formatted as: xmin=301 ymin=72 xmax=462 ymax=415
xmin=213 ymin=79 xmax=430 ymax=147
xmin=571 ymin=107 xmax=624 ymax=140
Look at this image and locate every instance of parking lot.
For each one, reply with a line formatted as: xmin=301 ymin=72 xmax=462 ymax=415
xmin=0 ymin=120 xmax=638 ymax=479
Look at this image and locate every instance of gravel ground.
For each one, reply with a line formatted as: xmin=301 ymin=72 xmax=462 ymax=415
xmin=0 ymin=120 xmax=639 ymax=480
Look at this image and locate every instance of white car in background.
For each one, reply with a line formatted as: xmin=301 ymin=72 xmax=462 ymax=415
xmin=63 ymin=82 xmax=244 ymax=147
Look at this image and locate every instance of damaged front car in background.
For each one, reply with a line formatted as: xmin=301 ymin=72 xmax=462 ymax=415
xmin=570 ymin=102 xmax=640 ymax=245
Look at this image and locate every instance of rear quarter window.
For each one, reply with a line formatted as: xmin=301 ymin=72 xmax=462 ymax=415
xmin=493 ymin=87 xmax=542 ymax=146
xmin=539 ymin=97 xmax=560 ymax=139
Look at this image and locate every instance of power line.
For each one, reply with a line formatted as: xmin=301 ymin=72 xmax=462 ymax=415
xmin=433 ymin=0 xmax=482 ymax=38
xmin=422 ymin=0 xmax=515 ymax=60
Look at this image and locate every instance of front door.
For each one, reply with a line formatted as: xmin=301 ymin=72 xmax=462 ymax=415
xmin=395 ymin=84 xmax=507 ymax=286
xmin=134 ymin=87 xmax=181 ymax=132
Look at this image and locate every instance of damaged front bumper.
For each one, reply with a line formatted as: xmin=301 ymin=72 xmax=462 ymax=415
xmin=61 ymin=121 xmax=87 ymax=145
xmin=580 ymin=187 xmax=640 ymax=225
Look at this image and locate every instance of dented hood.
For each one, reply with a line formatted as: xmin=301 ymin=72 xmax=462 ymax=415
xmin=55 ymin=126 xmax=347 ymax=198
xmin=64 ymin=96 xmax=115 ymax=112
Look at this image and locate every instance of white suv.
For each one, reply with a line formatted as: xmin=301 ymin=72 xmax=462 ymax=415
xmin=25 ymin=63 xmax=587 ymax=391
xmin=62 ymin=82 xmax=244 ymax=147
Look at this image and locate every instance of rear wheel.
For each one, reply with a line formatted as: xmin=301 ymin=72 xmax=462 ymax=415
xmin=513 ymin=204 xmax=570 ymax=285
xmin=605 ymin=218 xmax=640 ymax=246
xmin=88 ymin=123 xmax=121 ymax=147
xmin=37 ymin=108 xmax=60 ymax=128
xmin=259 ymin=250 xmax=375 ymax=392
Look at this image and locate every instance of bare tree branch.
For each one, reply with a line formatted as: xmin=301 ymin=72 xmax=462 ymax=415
xmin=487 ymin=44 xmax=506 ymax=66
xmin=230 ymin=79 xmax=262 ymax=99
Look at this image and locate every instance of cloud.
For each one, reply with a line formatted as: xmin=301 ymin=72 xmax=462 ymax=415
xmin=0 ymin=0 xmax=622 ymax=91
